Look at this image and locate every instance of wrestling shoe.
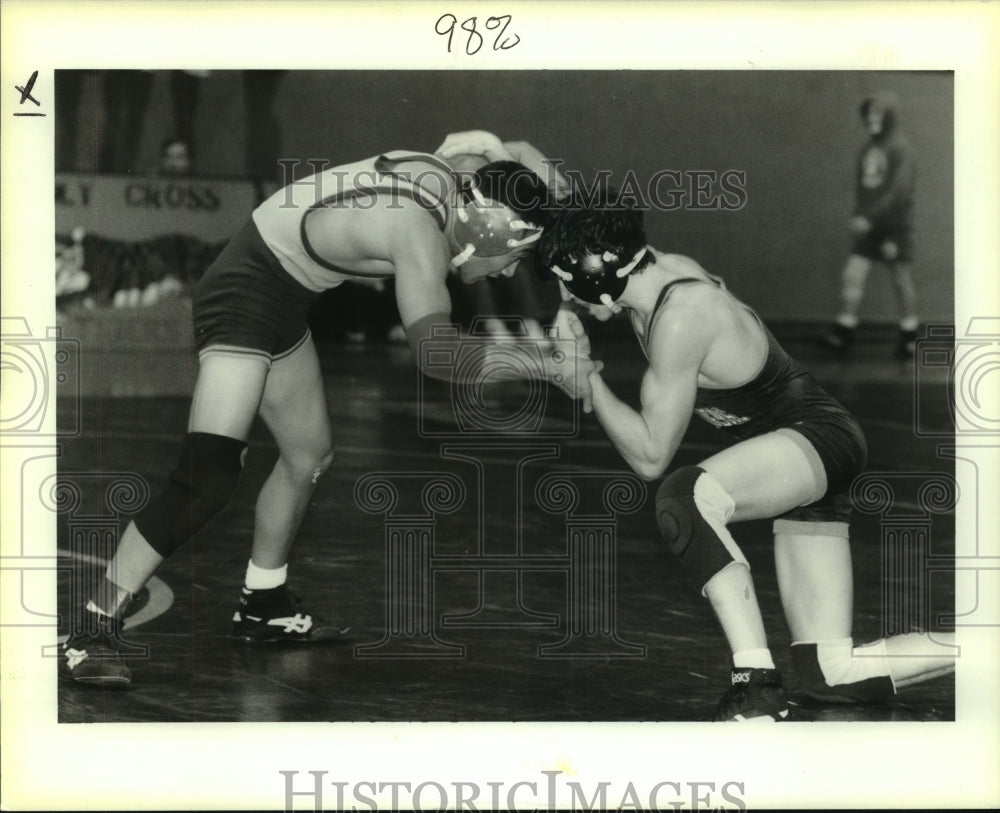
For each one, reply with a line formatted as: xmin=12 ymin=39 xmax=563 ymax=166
xmin=822 ymin=323 xmax=856 ymax=354
xmin=232 ymin=585 xmax=349 ymax=643
xmin=893 ymin=328 xmax=917 ymax=359
xmin=714 ymin=667 xmax=789 ymax=722
xmin=59 ymin=611 xmax=132 ymax=688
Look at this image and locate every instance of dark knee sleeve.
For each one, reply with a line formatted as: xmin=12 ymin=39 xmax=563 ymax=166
xmin=656 ymin=465 xmax=744 ymax=592
xmin=133 ymin=432 xmax=247 ymax=558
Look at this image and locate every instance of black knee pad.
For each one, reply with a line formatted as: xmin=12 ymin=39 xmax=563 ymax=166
xmin=133 ymin=432 xmax=247 ymax=558
xmin=791 ymin=642 xmax=895 ymax=703
xmin=655 ymin=465 xmax=745 ymax=592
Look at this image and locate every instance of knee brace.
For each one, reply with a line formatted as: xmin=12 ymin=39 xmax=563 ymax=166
xmin=655 ymin=466 xmax=747 ymax=595
xmin=133 ymin=432 xmax=247 ymax=558
xmin=791 ymin=638 xmax=895 ymax=703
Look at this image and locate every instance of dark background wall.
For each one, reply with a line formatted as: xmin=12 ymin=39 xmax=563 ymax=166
xmin=64 ymin=69 xmax=954 ymax=323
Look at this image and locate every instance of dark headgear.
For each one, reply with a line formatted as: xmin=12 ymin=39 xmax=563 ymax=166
xmin=549 ymin=246 xmax=649 ymax=306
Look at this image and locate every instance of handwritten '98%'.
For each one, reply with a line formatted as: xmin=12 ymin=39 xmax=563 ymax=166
xmin=435 ymin=14 xmax=520 ymax=55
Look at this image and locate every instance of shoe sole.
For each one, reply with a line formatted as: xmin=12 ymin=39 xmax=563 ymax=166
xmin=727 ymin=709 xmax=788 ymax=722
xmin=74 ymin=676 xmax=132 ymax=688
xmin=231 ymin=628 xmax=350 ymax=645
xmin=60 ymin=672 xmax=132 ymax=688
xmin=231 ymin=624 xmax=350 ymax=644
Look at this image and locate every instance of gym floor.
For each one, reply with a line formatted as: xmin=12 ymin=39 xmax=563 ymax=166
xmin=55 ymin=320 xmax=956 ymax=723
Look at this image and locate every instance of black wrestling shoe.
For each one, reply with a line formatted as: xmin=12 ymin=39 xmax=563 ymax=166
xmin=893 ymin=328 xmax=917 ymax=359
xmin=714 ymin=667 xmax=789 ymax=722
xmin=822 ymin=323 xmax=856 ymax=354
xmin=59 ymin=612 xmax=132 ymax=688
xmin=232 ymin=585 xmax=349 ymax=643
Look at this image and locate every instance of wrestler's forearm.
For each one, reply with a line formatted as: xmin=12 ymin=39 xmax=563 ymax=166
xmin=588 ymin=373 xmax=665 ymax=480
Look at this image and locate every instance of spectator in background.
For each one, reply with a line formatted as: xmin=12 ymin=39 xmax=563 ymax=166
xmin=159 ymin=136 xmax=193 ymax=175
xmin=98 ymin=70 xmax=156 ymax=174
xmin=243 ymin=70 xmax=287 ymax=202
xmin=55 ymin=71 xmax=85 ymax=172
xmin=464 ymin=264 xmax=559 ymax=343
xmin=168 ymin=70 xmax=209 ymax=174
xmin=824 ymin=91 xmax=919 ymax=359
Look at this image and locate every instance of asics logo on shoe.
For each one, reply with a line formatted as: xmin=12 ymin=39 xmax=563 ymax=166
xmin=732 ymin=671 xmax=752 ymax=684
xmin=65 ymin=648 xmax=88 ymax=670
xmin=268 ymin=614 xmax=313 ymax=634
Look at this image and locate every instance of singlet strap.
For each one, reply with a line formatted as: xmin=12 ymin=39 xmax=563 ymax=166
xmin=299 ymin=154 xmax=454 ymax=277
xmin=374 ymin=151 xmax=458 ymax=179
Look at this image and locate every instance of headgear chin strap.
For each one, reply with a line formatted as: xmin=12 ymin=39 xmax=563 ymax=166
xmin=550 ymin=246 xmax=648 ymax=305
xmin=445 ymin=183 xmax=543 ymax=269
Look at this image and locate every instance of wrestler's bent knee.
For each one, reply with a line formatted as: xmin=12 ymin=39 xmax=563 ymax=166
xmin=656 ymin=466 xmax=747 ymax=593
xmin=133 ymin=432 xmax=248 ymax=558
xmin=791 ymin=639 xmax=895 ymax=703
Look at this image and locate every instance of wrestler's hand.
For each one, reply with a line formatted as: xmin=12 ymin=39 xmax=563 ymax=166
xmin=849 ymin=216 xmax=872 ymax=235
xmin=555 ymin=307 xmax=592 ymax=357
xmin=435 ymin=130 xmax=513 ymax=163
xmin=548 ymin=308 xmax=602 ymax=413
xmin=545 ymin=353 xmax=602 ymax=412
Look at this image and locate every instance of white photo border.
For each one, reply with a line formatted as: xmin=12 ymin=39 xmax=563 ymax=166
xmin=2 ymin=1 xmax=998 ymax=810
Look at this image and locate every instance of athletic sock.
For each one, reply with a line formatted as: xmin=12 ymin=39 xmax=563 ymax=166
xmin=85 ymin=599 xmax=111 ymax=618
xmin=244 ymin=559 xmax=288 ymax=591
xmin=836 ymin=314 xmax=859 ymax=329
xmin=93 ymin=576 xmax=133 ymax=618
xmin=732 ymin=648 xmax=776 ymax=670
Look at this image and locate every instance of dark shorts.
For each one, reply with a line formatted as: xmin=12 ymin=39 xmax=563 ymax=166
xmin=851 ymin=226 xmax=913 ymax=263
xmin=192 ymin=218 xmax=319 ymax=360
xmin=779 ymin=415 xmax=868 ymax=525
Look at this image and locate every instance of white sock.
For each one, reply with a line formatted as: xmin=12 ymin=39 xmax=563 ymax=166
xmin=899 ymin=316 xmax=919 ymax=332
xmin=836 ymin=314 xmax=859 ymax=329
xmin=85 ymin=599 xmax=110 ymax=617
xmin=244 ymin=560 xmax=288 ymax=591
xmin=733 ymin=648 xmax=775 ymax=669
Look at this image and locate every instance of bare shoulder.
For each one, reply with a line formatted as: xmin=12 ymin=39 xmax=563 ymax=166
xmin=659 ymin=253 xmax=712 ymax=277
xmin=306 ymin=195 xmax=449 ymax=273
xmin=656 ymin=277 xmax=726 ymax=328
xmin=647 ymin=284 xmax=721 ymax=368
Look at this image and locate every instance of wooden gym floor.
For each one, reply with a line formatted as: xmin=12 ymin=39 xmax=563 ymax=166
xmin=54 ymin=319 xmax=956 ymax=723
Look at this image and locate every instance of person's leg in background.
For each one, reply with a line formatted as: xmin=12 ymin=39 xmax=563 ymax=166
xmin=99 ymin=70 xmax=155 ymax=174
xmin=243 ymin=70 xmax=286 ymax=201
xmin=55 ymin=70 xmax=85 ymax=172
xmin=824 ymin=253 xmax=873 ymax=354
xmin=169 ymin=70 xmax=207 ymax=173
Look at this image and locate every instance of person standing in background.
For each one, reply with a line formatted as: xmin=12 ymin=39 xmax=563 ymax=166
xmin=98 ymin=70 xmax=156 ymax=174
xmin=243 ymin=70 xmax=286 ymax=201
xmin=824 ymin=91 xmax=919 ymax=359
xmin=167 ymin=69 xmax=209 ymax=173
